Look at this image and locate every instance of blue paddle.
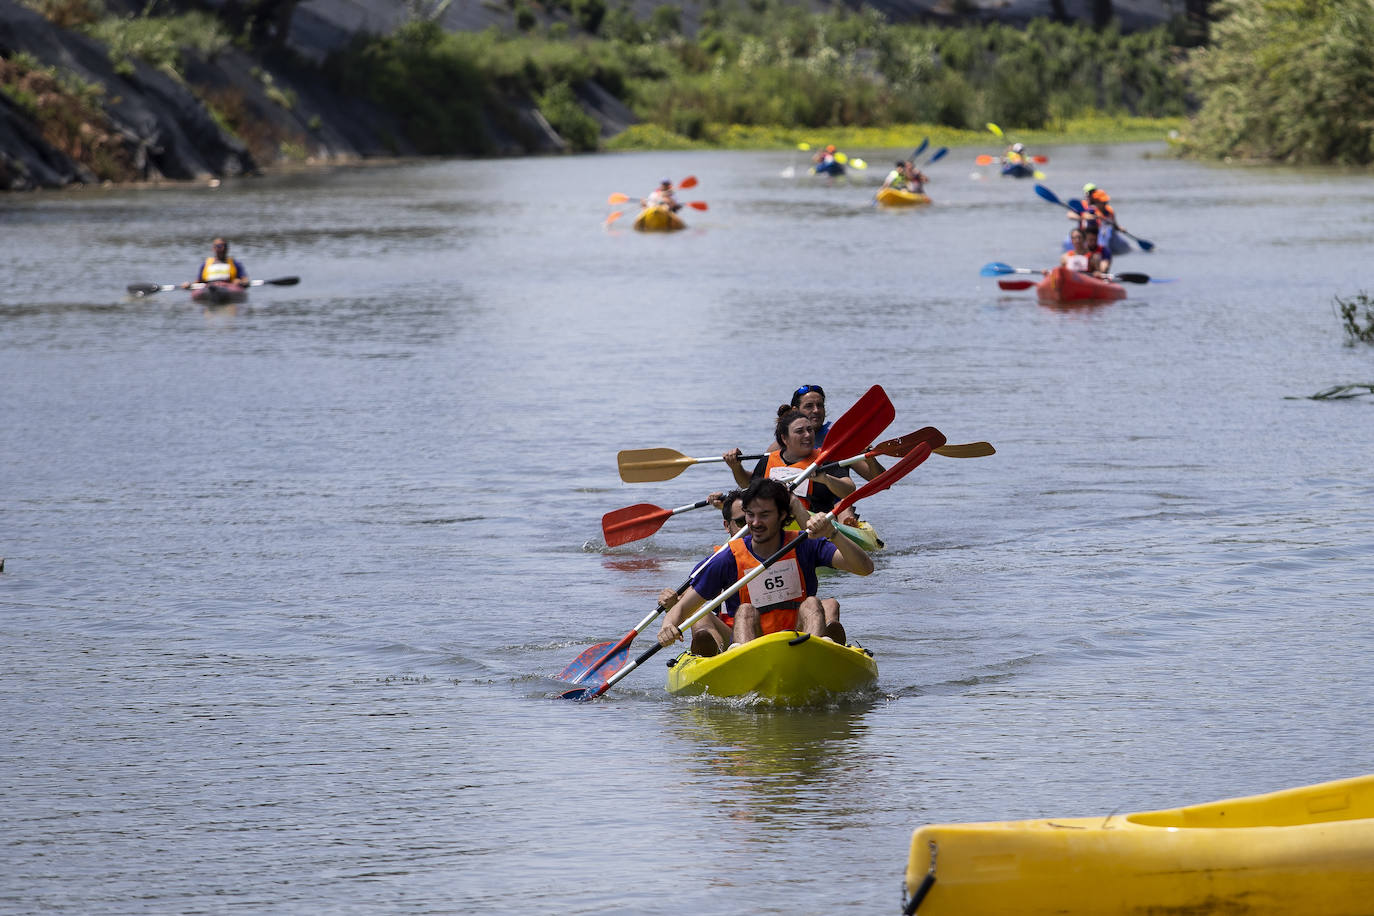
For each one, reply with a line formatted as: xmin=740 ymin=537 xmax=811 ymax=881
xmin=1035 ymin=184 xmax=1155 ymax=251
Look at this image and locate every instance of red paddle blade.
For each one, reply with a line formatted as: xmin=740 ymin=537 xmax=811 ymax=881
xmin=998 ymin=279 xmax=1035 ymax=290
xmin=817 ymin=385 xmax=895 ymax=468
xmin=605 ymin=211 xmax=624 ymax=226
xmin=834 ymin=442 xmax=933 ymax=515
xmin=687 ymin=201 xmax=709 ymax=210
xmin=676 ymin=176 xmax=698 ymax=190
xmin=975 ymin=154 xmax=995 ymax=165
xmin=557 ymin=640 xmax=630 ymax=686
xmin=1032 ymin=156 xmax=1049 ymax=163
xmin=602 ymin=503 xmax=672 ymax=547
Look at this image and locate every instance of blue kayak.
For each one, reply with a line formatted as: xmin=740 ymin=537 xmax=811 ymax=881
xmin=811 ymin=161 xmax=846 ymax=177
xmin=1001 ymin=162 xmax=1034 ymax=178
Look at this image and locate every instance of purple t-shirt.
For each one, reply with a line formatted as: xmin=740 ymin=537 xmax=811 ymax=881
xmin=690 ymin=534 xmax=838 ymax=614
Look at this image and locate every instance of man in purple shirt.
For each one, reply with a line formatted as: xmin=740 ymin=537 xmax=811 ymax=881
xmin=656 ymin=478 xmax=873 ymax=656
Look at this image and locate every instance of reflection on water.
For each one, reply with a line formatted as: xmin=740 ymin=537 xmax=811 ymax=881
xmin=667 ymin=704 xmax=879 ymax=828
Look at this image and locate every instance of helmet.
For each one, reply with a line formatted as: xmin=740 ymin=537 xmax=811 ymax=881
xmin=825 ymin=145 xmax=836 ymax=153
xmin=1012 ymin=143 xmax=1024 ymax=153
xmin=660 ymin=179 xmax=672 ymax=187
xmin=1083 ymin=182 xmax=1097 ymax=195
xmin=895 ymin=160 xmax=906 ymax=168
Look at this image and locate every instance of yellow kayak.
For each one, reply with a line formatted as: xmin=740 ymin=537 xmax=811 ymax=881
xmin=902 ymin=773 xmax=1374 ymax=915
xmin=876 ymin=187 xmax=931 ymax=207
xmin=666 ymin=630 xmax=877 ymax=704
xmin=633 ymin=205 xmax=686 ymax=232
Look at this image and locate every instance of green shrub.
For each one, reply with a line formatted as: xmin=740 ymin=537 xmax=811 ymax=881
xmin=537 ymin=80 xmax=600 ymax=150
xmin=1183 ymin=0 xmax=1374 ymax=163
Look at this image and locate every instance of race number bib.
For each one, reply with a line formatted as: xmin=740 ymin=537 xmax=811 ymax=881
xmin=751 ymin=558 xmax=804 ymax=608
xmin=768 ymin=466 xmax=804 ymax=484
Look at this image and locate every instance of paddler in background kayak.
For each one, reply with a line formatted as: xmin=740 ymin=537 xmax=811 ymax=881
xmin=1083 ymin=223 xmax=1113 ymax=275
xmin=656 ymin=478 xmax=872 ymax=653
xmin=1004 ymin=142 xmax=1031 ymax=167
xmin=881 ymin=159 xmax=928 ymax=194
xmin=1071 ymin=183 xmax=1128 ymax=253
xmin=642 ymin=179 xmax=681 ymax=212
xmin=180 ymin=237 xmax=248 ymax=291
xmin=811 ymin=144 xmax=844 ymax=176
xmin=655 ymin=487 xmax=846 ymax=655
xmin=1058 ymin=227 xmax=1111 ymax=278
xmin=725 ymin=408 xmax=858 ymax=526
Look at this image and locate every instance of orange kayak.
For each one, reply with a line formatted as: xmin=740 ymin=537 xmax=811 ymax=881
xmin=1036 ymin=265 xmax=1125 ymax=303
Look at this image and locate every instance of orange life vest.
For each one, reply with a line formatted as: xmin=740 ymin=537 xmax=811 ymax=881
xmin=723 ymin=533 xmax=809 ymax=634
xmin=762 ymin=450 xmax=817 ymax=509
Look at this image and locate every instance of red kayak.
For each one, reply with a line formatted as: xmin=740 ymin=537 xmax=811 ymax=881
xmin=1036 ymin=266 xmax=1125 ymax=303
xmin=190 ymin=281 xmax=249 ymax=305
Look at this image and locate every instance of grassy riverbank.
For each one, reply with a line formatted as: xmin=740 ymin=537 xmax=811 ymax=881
xmin=605 ymin=116 xmax=1184 ymax=152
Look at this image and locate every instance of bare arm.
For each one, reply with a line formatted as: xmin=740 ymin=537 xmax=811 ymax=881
xmin=657 ymin=587 xmax=708 ymax=647
xmin=807 ymin=514 xmax=874 ymax=576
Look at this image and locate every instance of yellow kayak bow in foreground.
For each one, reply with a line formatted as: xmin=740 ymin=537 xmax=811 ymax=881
xmin=902 ymin=772 xmax=1374 ymax=915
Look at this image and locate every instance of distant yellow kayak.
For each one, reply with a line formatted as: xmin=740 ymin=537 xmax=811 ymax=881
xmin=666 ymin=630 xmax=877 ymax=704
xmin=633 ymin=205 xmax=686 ymax=232
xmin=876 ymin=187 xmax=931 ymax=207
xmin=902 ymin=773 xmax=1374 ymax=915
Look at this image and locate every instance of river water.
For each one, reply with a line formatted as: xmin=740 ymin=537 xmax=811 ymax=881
xmin=3 ymin=143 xmax=1373 ymax=914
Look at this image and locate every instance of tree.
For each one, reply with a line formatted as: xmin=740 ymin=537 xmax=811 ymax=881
xmin=1185 ymin=0 xmax=1374 ymax=164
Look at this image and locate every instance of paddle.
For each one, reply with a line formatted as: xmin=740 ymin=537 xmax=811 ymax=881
xmin=127 ymin=276 xmax=299 ymax=297
xmin=924 ymin=147 xmax=948 ymax=166
xmin=1036 ymin=184 xmax=1155 ymax=252
xmin=989 ymin=262 xmax=1163 ymax=286
xmin=986 ymin=122 xmax=1004 ymax=139
xmin=980 ymin=262 xmax=1038 ymax=277
xmin=606 ymin=427 xmax=949 ymax=545
xmin=620 ymin=427 xmax=981 ymax=483
xmin=561 ymin=441 xmax=935 ymax=701
xmin=561 ymin=386 xmax=896 ymax=687
xmin=910 ymin=137 xmax=929 ymax=161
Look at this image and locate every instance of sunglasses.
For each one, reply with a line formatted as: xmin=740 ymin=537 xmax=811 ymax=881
xmin=794 ymin=384 xmax=824 ymax=397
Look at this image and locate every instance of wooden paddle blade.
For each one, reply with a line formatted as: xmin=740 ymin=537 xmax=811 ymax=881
xmin=617 ymin=447 xmax=697 ymax=483
xmin=555 ymin=637 xmax=629 ymax=686
xmin=998 ymin=279 xmax=1036 ymax=290
xmin=602 ymin=503 xmax=672 ymax=546
xmin=934 ymin=441 xmax=995 ymax=458
xmin=676 ymin=176 xmax=697 ymax=190
xmin=608 ymin=192 xmax=630 ymax=204
xmin=687 ymin=201 xmax=709 ymax=210
xmin=872 ymin=426 xmax=947 ymax=458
